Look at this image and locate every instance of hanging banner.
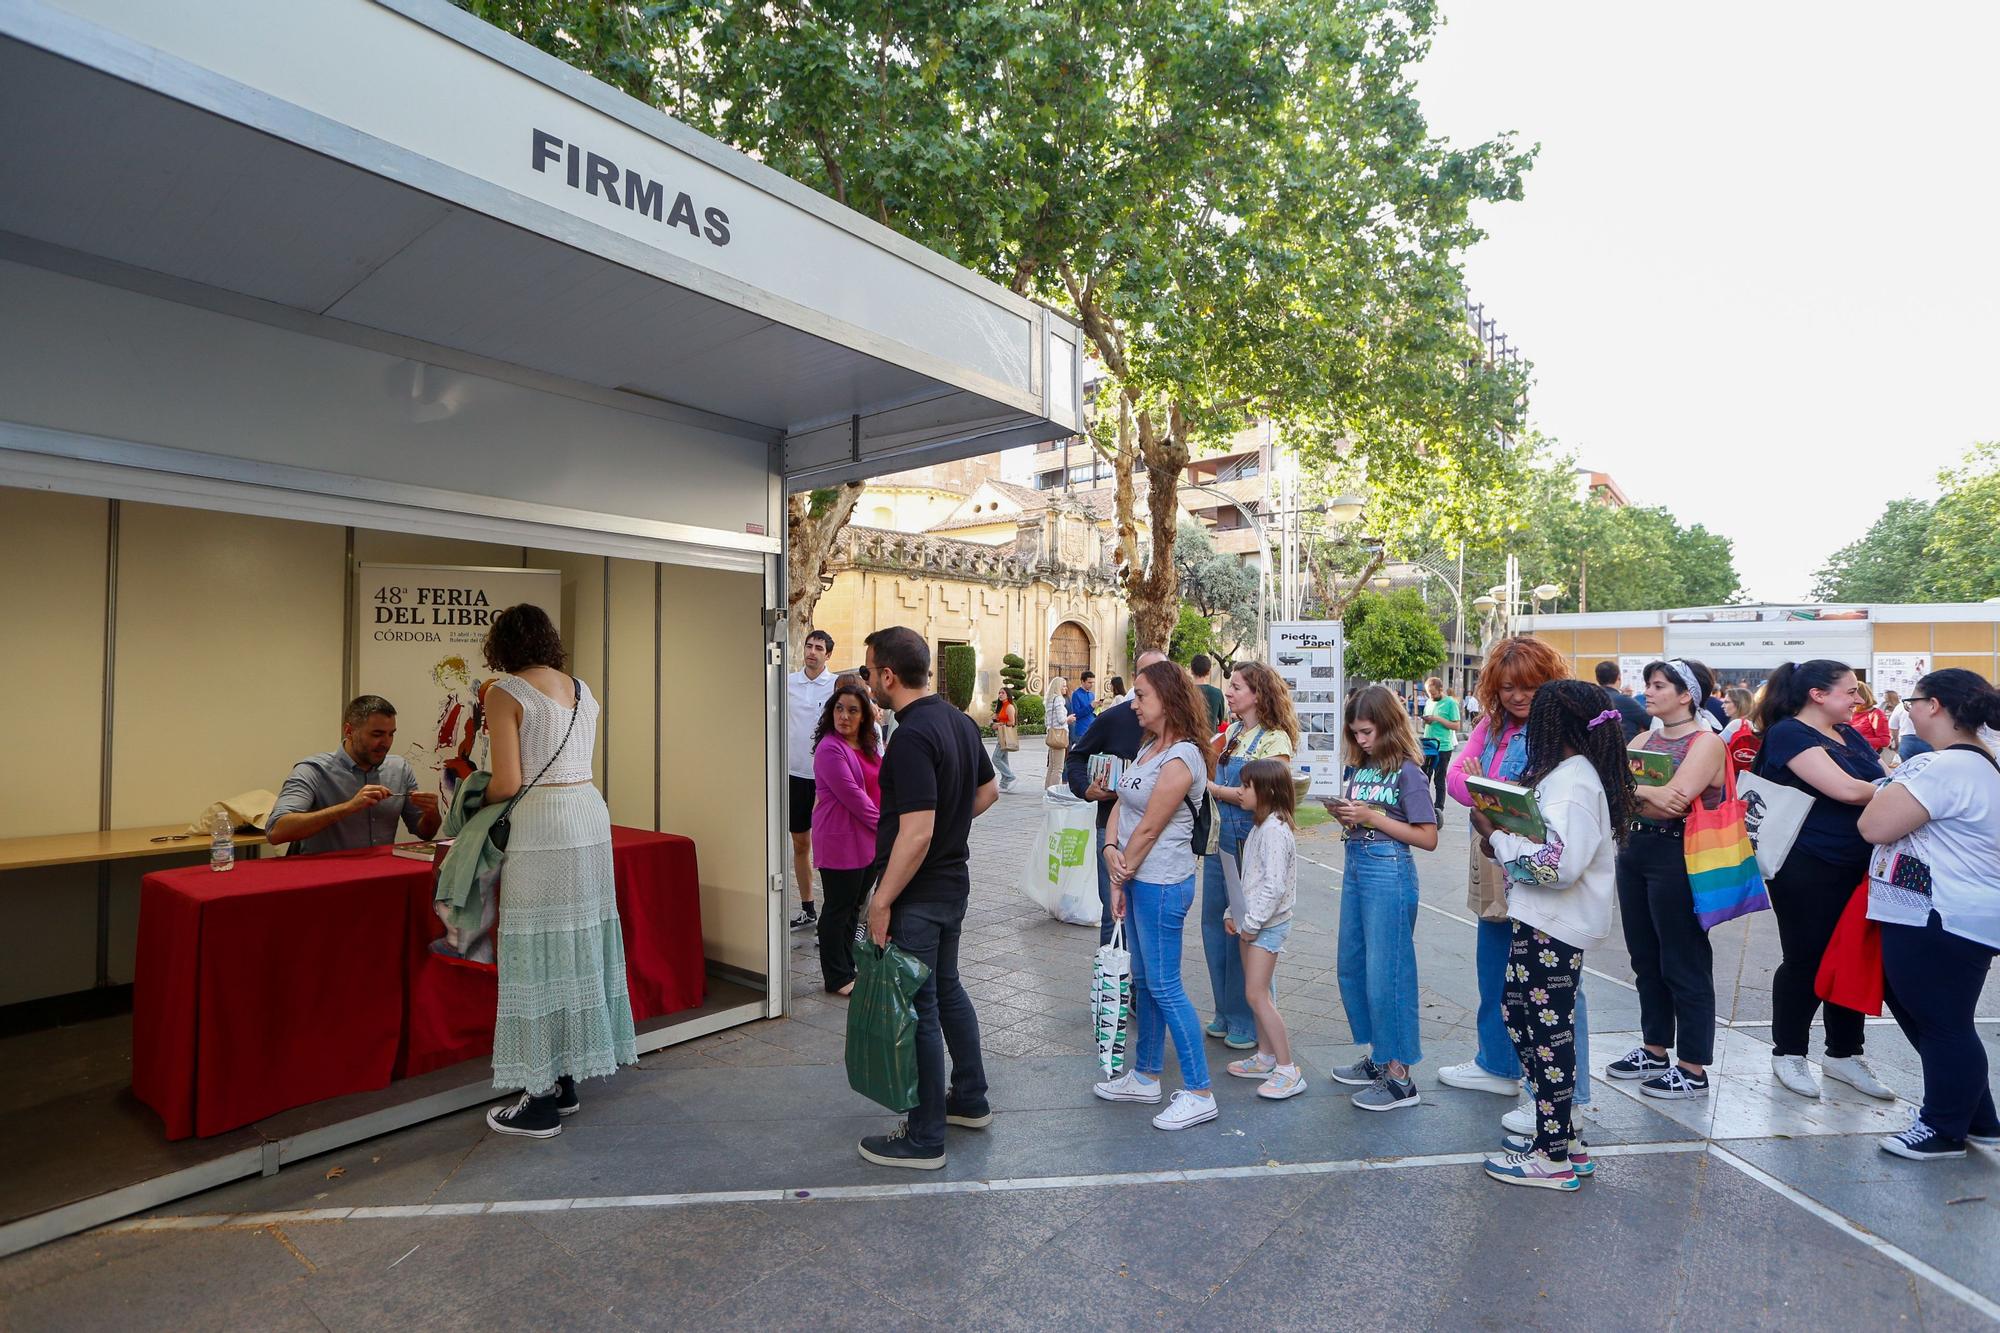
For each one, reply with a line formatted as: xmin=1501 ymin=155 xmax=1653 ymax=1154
xmin=1618 ymin=655 xmax=1651 ymax=695
xmin=1870 ymin=653 xmax=1930 ymax=699
xmin=1269 ymin=620 xmax=1345 ymax=794
xmin=355 ymin=564 xmax=563 ymax=802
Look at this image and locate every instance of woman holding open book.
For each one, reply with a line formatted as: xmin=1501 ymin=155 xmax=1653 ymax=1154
xmin=1609 ymin=659 xmax=1727 ymax=1099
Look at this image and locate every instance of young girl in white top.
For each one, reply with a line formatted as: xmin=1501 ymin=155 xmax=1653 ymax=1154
xmin=1224 ymin=758 xmax=1305 ymax=1099
xmin=1469 ymin=680 xmax=1635 ymax=1191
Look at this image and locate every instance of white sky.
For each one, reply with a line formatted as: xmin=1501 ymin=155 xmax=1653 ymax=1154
xmin=1412 ymin=3 xmax=2000 ymax=601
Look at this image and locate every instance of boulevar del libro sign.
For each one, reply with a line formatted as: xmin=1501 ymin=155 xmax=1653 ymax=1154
xmin=355 ymin=564 xmax=562 ymax=802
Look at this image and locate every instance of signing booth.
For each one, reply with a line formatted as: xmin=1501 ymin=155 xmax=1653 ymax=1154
xmin=0 ymin=0 xmax=1082 ymax=1255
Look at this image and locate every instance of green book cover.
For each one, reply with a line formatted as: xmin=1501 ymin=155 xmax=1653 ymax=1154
xmin=1627 ymin=744 xmax=1678 ymax=787
xmin=1465 ymin=775 xmax=1546 ymax=841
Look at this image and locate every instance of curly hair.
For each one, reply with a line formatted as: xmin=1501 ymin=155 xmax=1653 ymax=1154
xmin=811 ymin=681 xmax=878 ymax=761
xmin=1137 ymin=660 xmax=1217 ymax=777
xmin=1225 ymin=661 xmax=1301 ymax=754
xmin=481 ymin=603 xmax=567 ymax=674
xmin=1519 ymin=679 xmax=1636 ymax=844
xmin=1474 ymin=635 xmax=1571 ymax=723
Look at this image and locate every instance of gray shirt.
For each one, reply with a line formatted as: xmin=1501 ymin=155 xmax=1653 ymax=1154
xmin=1114 ymin=739 xmax=1209 ymax=884
xmin=269 ymin=749 xmax=424 ymax=854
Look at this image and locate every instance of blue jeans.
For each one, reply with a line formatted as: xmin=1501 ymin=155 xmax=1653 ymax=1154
xmin=1127 ymin=875 xmax=1210 ymax=1091
xmin=1475 ymin=916 xmax=1592 ymax=1100
xmin=889 ymin=898 xmax=988 ymax=1151
xmin=991 ymin=742 xmax=1015 ymax=786
xmin=1200 ymin=841 xmax=1256 ymax=1042
xmin=1338 ymin=841 xmax=1423 ymax=1068
xmin=1899 ymin=734 xmax=1933 ymax=761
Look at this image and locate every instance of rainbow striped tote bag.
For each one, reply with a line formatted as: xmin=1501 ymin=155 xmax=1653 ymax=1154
xmin=1683 ymin=759 xmax=1770 ymax=931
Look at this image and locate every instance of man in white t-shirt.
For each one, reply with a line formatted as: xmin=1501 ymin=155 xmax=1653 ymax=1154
xmin=788 ymin=628 xmax=838 ymax=930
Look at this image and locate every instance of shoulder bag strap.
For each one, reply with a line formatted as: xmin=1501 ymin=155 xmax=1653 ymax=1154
xmin=497 ymin=676 xmax=582 ymax=830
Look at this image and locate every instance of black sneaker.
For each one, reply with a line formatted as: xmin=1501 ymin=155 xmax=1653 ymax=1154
xmin=555 ymin=1076 xmax=580 ymax=1117
xmin=487 ymin=1091 xmax=562 ymax=1138
xmin=1880 ymin=1121 xmax=1967 ymax=1161
xmin=1640 ymin=1066 xmax=1709 ymax=1100
xmin=946 ymin=1099 xmax=993 ymax=1129
xmin=1968 ymin=1123 xmax=2000 ymax=1147
xmin=789 ymin=903 xmax=818 ymax=931
xmin=1607 ymin=1047 xmax=1671 ymax=1081
xmin=859 ymin=1122 xmax=946 ymax=1170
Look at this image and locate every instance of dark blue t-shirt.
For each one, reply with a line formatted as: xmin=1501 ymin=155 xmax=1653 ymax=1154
xmin=1754 ymin=718 xmax=1884 ymax=865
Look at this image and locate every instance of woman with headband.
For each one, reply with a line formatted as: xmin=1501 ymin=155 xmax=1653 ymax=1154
xmin=1751 ymin=659 xmax=1896 ymax=1101
xmin=1606 ymin=658 xmax=1727 ymax=1099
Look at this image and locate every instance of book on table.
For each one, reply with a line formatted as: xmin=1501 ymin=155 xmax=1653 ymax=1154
xmin=1464 ymin=775 xmax=1546 ymax=841
xmin=1627 ymin=744 xmax=1678 ymax=787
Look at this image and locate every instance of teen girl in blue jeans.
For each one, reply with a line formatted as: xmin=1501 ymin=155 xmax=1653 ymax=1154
xmin=1324 ymin=686 xmax=1439 ymax=1111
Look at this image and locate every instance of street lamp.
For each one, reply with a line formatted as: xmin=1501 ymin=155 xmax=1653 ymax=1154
xmin=1471 ymin=593 xmax=1498 ymax=615
xmin=1327 ymin=494 xmax=1366 ymax=525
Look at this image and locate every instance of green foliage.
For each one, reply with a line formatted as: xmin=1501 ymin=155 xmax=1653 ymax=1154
xmin=1168 ymin=604 xmax=1216 ymax=664
xmin=1000 ymin=652 xmax=1028 ymax=695
xmin=1173 ymin=521 xmax=1257 ymax=659
xmin=1344 ymin=589 xmax=1446 ymax=683
xmin=940 ymin=644 xmax=976 ymax=711
xmin=1015 ymin=693 xmax=1046 ymax=727
xmin=1916 ymin=443 xmax=2000 ymax=602
xmin=1811 ymin=498 xmax=1933 ymax=603
xmin=1462 ymin=449 xmax=1741 ymax=613
xmin=1808 ymin=444 xmax=1999 ymax=605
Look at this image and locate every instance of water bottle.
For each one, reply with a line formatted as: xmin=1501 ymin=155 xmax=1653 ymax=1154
xmin=210 ymin=807 xmax=235 ymax=873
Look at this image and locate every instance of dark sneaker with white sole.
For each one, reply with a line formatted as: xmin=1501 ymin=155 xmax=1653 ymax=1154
xmin=859 ymin=1122 xmax=946 ymax=1170
xmin=555 ymin=1076 xmax=580 ymax=1117
xmin=1607 ymin=1047 xmax=1671 ymax=1081
xmin=788 ymin=903 xmax=818 ymax=931
xmin=946 ymin=1099 xmax=993 ymax=1129
xmin=1640 ymin=1066 xmax=1709 ymax=1100
xmin=1351 ymin=1074 xmax=1420 ymax=1112
xmin=1880 ymin=1121 xmax=1967 ymax=1161
xmin=487 ymin=1091 xmax=562 ymax=1138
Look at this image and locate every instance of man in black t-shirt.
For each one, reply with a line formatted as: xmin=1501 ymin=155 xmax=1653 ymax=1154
xmin=858 ymin=626 xmax=998 ymax=1169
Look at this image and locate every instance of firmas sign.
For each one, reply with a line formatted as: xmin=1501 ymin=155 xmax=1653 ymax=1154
xmin=532 ymin=130 xmax=731 ymax=247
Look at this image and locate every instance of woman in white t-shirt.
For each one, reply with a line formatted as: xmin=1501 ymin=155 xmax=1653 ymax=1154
xmin=1860 ymin=668 xmax=2000 ymax=1162
xmin=1092 ymin=660 xmax=1219 ymax=1132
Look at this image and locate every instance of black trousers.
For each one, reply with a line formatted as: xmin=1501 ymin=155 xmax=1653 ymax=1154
xmin=1615 ymin=824 xmax=1716 ymax=1066
xmin=1883 ymin=913 xmax=2000 ymax=1140
xmin=1766 ymin=846 xmax=1869 ymax=1059
xmin=891 ymin=898 xmax=988 ymax=1151
xmin=1423 ymin=751 xmax=1450 ymax=812
xmin=816 ymin=866 xmax=873 ymax=991
xmin=1505 ymin=921 xmax=1582 ymax=1160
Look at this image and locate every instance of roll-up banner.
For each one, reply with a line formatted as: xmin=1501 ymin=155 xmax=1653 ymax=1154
xmin=355 ymin=564 xmax=563 ymax=801
xmin=1268 ymin=620 xmax=1345 ymax=794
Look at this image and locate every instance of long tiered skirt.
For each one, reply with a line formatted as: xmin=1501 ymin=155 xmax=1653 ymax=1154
xmin=491 ymin=784 xmax=637 ymax=1091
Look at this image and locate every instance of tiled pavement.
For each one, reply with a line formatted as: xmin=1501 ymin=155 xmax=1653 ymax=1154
xmin=5 ymin=737 xmax=1999 ymax=1330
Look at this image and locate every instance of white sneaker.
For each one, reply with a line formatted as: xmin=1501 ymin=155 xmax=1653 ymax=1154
xmin=1772 ymin=1053 xmax=1821 ymax=1099
xmin=1822 ymin=1055 xmax=1896 ymax=1101
xmin=1093 ymin=1071 xmax=1163 ymax=1104
xmin=1501 ymin=1101 xmax=1536 ymax=1136
xmin=1152 ymin=1089 xmax=1219 ymax=1131
xmin=1438 ymin=1061 xmax=1521 ymax=1096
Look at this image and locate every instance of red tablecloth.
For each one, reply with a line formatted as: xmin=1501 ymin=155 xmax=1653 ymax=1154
xmin=133 ymin=828 xmax=704 ymax=1139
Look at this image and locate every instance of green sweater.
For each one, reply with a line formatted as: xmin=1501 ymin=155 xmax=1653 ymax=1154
xmin=434 ymin=771 xmax=507 ymax=938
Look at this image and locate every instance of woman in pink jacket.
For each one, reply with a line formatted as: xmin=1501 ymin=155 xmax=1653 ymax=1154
xmin=812 ymin=680 xmax=882 ymax=995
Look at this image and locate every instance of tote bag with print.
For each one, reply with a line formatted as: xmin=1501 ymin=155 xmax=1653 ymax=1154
xmin=1682 ymin=759 xmax=1770 ymax=930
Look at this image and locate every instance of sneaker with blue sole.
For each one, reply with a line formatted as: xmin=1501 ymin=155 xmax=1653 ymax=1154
xmin=1502 ymin=1132 xmax=1593 ymax=1176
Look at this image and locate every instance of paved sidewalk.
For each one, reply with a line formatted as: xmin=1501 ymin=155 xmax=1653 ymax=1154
xmin=5 ymin=737 xmax=1998 ymax=1330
